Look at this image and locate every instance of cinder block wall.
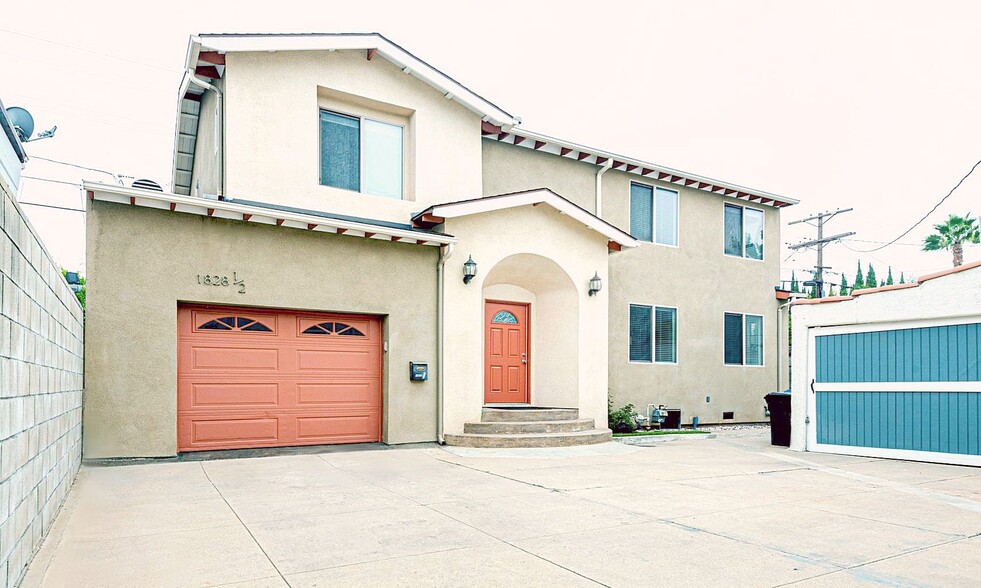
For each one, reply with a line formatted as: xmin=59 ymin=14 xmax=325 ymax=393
xmin=0 ymin=186 xmax=84 ymax=587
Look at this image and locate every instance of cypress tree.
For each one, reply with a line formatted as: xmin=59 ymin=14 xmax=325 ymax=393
xmin=886 ymin=266 xmax=894 ymax=286
xmin=899 ymin=273 xmax=905 ymax=284
xmin=840 ymin=274 xmax=849 ymax=295
xmin=790 ymin=271 xmax=800 ymax=293
xmin=866 ymin=264 xmax=877 ymax=289
xmin=853 ymin=261 xmax=865 ymax=290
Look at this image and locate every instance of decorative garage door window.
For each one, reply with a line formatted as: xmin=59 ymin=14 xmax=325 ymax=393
xmin=302 ymin=322 xmax=366 ymax=336
xmin=492 ymin=311 xmax=518 ymax=324
xmin=198 ymin=316 xmax=272 ymax=332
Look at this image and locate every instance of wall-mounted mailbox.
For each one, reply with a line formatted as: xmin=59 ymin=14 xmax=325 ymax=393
xmin=409 ymin=362 xmax=428 ymax=381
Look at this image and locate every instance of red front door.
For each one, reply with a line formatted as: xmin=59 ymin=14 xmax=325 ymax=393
xmin=484 ymin=301 xmax=530 ymax=404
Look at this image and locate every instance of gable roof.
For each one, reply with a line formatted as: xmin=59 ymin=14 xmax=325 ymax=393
xmin=792 ymin=260 xmax=981 ymax=306
xmin=412 ymin=188 xmax=639 ymax=251
xmin=183 ymin=33 xmax=518 ymax=129
xmin=172 ymin=33 xmax=797 ymax=209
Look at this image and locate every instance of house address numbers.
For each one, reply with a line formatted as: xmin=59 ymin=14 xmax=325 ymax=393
xmin=197 ymin=272 xmax=246 ymax=294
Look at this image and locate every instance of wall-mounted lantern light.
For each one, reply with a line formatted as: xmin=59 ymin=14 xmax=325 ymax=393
xmin=588 ymin=272 xmax=602 ymax=296
xmin=463 ymin=255 xmax=478 ymax=284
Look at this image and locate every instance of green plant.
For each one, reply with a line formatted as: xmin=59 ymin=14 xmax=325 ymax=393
xmin=922 ymin=213 xmax=980 ymax=267
xmin=608 ymin=401 xmax=637 ymax=433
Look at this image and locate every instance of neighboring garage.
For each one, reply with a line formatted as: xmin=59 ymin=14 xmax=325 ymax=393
xmin=791 ymin=261 xmax=981 ymax=467
xmin=177 ymin=305 xmax=382 ymax=451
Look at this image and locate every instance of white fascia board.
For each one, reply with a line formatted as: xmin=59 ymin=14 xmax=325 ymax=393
xmin=506 ymin=128 xmax=799 ymax=207
xmin=430 ymin=190 xmax=638 ymax=247
xmin=84 ymin=181 xmax=456 ymax=246
xmin=194 ymin=34 xmax=517 ymax=128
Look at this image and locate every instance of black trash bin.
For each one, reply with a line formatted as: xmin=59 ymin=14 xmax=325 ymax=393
xmin=764 ymin=391 xmax=792 ymax=447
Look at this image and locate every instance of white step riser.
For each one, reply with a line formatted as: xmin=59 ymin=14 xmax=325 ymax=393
xmin=481 ymin=408 xmax=580 ymax=422
xmin=464 ymin=419 xmax=595 ymax=434
xmin=443 ymin=429 xmax=613 ymax=448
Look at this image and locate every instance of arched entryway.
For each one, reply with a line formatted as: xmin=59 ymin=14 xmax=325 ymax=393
xmin=482 ymin=253 xmax=579 ymax=408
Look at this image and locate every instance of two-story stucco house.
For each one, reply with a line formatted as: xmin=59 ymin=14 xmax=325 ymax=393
xmin=82 ymin=33 xmax=797 ymax=458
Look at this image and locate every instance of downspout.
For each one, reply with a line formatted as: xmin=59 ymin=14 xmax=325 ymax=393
xmin=436 ymin=242 xmax=455 ymax=444
xmin=594 ymin=159 xmax=613 ymax=218
xmin=777 ymin=300 xmax=792 ymax=392
xmin=186 ymin=73 xmax=224 ymax=199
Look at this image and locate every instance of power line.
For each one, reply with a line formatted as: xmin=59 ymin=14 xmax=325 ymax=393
xmin=0 ymin=28 xmax=182 ymax=73
xmin=842 ymin=238 xmax=920 ymax=247
xmin=22 ymin=175 xmax=82 ymax=187
xmin=28 ymin=157 xmax=124 ymax=182
xmin=848 ymin=156 xmax=981 ymax=253
xmin=18 ymin=201 xmax=86 ymax=213
xmin=787 ymin=208 xmax=854 ymax=298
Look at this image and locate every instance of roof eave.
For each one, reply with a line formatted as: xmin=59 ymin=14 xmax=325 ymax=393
xmin=484 ymin=128 xmax=799 ymax=208
xmin=83 ymin=181 xmax=456 ymax=246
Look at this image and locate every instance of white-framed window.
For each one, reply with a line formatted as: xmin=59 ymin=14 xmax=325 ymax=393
xmin=724 ymin=312 xmax=763 ymax=366
xmin=630 ymin=183 xmax=678 ymax=246
xmin=724 ymin=204 xmax=764 ymax=260
xmin=629 ymin=304 xmax=678 ymax=364
xmin=320 ymin=110 xmax=404 ymax=199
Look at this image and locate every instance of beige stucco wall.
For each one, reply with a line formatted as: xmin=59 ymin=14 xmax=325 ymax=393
xmin=216 ymin=49 xmax=484 ymax=222
xmin=789 ymin=269 xmax=981 ymax=451
xmin=482 ymin=140 xmax=785 ymax=424
xmin=85 ymin=201 xmax=439 ymax=458
xmin=482 ymin=140 xmax=597 ymax=209
xmin=441 ymin=204 xmax=610 ymax=433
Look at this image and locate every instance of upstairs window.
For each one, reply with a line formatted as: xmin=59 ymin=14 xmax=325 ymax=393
xmin=320 ymin=110 xmax=403 ymax=199
xmin=724 ymin=312 xmax=763 ymax=366
xmin=724 ymin=204 xmax=764 ymax=260
xmin=630 ymin=183 xmax=678 ymax=246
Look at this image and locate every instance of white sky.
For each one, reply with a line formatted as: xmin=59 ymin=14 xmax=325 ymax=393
xmin=4 ymin=0 xmax=981 ymax=288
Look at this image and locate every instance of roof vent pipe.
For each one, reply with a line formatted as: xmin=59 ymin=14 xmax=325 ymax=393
xmin=186 ymin=72 xmax=223 ymax=198
xmin=595 ymin=158 xmax=613 ymax=218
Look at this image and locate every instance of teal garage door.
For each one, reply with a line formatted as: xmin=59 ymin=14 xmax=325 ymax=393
xmin=807 ymin=318 xmax=981 ymax=466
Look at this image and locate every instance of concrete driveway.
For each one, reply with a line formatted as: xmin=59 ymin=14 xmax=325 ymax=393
xmin=23 ymin=430 xmax=981 ymax=587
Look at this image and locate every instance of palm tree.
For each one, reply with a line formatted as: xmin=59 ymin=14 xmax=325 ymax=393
xmin=922 ymin=213 xmax=980 ymax=267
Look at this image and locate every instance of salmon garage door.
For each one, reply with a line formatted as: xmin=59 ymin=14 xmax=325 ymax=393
xmin=177 ymin=305 xmax=382 ymax=452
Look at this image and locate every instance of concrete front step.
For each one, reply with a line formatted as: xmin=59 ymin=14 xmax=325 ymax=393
xmin=464 ymin=418 xmax=595 ymax=434
xmin=481 ymin=407 xmax=580 ymax=422
xmin=443 ymin=428 xmax=613 ymax=448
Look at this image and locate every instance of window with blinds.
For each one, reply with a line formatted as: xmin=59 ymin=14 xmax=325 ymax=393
xmin=629 ymin=304 xmax=653 ymax=362
xmin=725 ymin=312 xmax=763 ymax=366
xmin=745 ymin=314 xmax=763 ymax=366
xmin=654 ymin=306 xmax=677 ymax=363
xmin=631 ymin=183 xmax=678 ymax=246
xmin=655 ymin=188 xmax=678 ymax=246
xmin=724 ymin=313 xmax=743 ymax=365
xmin=630 ymin=184 xmax=653 ymax=242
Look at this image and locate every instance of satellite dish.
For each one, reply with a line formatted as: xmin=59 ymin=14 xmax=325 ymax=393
xmin=6 ymin=107 xmax=34 ymax=142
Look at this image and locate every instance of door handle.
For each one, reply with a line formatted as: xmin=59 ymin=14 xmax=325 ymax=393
xmin=521 ymin=360 xmax=527 ymax=364
xmin=810 ymin=379 xmax=815 ymax=394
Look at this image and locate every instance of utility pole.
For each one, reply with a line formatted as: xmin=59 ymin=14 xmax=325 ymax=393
xmin=787 ymin=209 xmax=855 ymax=298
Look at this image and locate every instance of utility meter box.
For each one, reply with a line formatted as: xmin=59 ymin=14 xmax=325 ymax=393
xmin=409 ymin=362 xmax=428 ymax=381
